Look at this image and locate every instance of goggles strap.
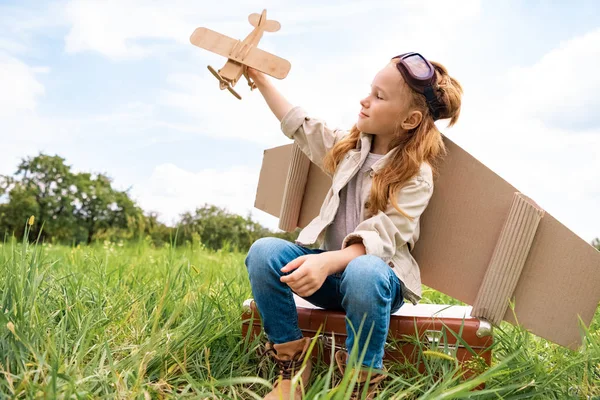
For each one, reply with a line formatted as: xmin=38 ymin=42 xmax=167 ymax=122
xmin=423 ymin=85 xmax=442 ymax=121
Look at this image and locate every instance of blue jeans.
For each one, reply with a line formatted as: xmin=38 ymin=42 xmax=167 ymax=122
xmin=244 ymin=237 xmax=404 ymax=369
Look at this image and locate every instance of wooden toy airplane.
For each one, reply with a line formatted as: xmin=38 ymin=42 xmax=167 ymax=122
xmin=189 ymin=9 xmax=291 ymax=100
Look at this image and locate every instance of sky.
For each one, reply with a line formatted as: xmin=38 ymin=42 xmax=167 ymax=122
xmin=1 ymin=0 xmax=599 ymax=243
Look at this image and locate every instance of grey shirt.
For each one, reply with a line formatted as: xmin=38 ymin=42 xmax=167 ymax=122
xmin=323 ymin=152 xmax=384 ymax=251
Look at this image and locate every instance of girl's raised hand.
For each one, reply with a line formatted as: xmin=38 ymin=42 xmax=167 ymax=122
xmin=246 ymin=67 xmax=266 ymax=85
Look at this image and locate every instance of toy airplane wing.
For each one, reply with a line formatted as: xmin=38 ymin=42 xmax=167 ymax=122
xmin=190 ymin=27 xmax=290 ymax=80
xmin=190 ymin=27 xmax=239 ymax=59
xmin=241 ymin=47 xmax=291 ymax=79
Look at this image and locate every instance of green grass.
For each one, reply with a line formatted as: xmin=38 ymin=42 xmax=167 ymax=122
xmin=1 ymin=229 xmax=598 ymax=399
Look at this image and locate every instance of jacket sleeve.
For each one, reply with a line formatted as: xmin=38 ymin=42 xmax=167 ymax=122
xmin=341 ymin=176 xmax=433 ymax=263
xmin=280 ymin=106 xmax=346 ymax=175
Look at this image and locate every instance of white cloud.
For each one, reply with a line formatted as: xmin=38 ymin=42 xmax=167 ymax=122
xmin=158 ymin=71 xmax=287 ymax=146
xmin=0 ymin=38 xmax=28 ymax=54
xmin=64 ymin=0 xmax=185 ymax=59
xmin=61 ymin=0 xmax=481 ymax=59
xmin=445 ymin=27 xmax=600 ymax=244
xmin=0 ymin=51 xmax=53 ymax=174
xmin=130 ymin=163 xmax=280 ymax=230
xmin=0 ymin=51 xmax=46 ymax=117
xmin=63 ymin=0 xmax=282 ymax=59
xmin=504 ymin=27 xmax=600 ymax=129
xmin=0 ymin=1 xmax=66 ymax=35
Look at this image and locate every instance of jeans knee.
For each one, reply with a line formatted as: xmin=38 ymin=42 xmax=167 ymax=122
xmin=245 ymin=237 xmax=286 ymax=275
xmin=344 ymin=255 xmax=389 ymax=283
xmin=342 ymin=255 xmax=392 ymax=306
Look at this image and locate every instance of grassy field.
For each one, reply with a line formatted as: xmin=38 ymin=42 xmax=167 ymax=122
xmin=1 ymin=231 xmax=598 ymax=399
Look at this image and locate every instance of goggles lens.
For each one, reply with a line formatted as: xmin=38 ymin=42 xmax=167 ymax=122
xmin=403 ymin=54 xmax=432 ymax=79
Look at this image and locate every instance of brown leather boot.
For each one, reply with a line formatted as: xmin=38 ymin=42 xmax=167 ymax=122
xmin=261 ymin=337 xmax=313 ymax=400
xmin=334 ymin=350 xmax=387 ymax=400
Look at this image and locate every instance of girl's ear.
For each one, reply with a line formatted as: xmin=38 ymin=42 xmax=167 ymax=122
xmin=401 ymin=110 xmax=423 ymax=130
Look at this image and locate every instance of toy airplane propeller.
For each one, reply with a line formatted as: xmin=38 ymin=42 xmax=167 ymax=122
xmin=190 ymin=9 xmax=291 ymax=100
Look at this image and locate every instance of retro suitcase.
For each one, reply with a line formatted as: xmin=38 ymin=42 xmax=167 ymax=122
xmin=241 ymin=294 xmax=493 ymax=380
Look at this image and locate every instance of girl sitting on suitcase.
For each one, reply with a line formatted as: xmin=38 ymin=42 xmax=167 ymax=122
xmin=245 ymin=53 xmax=463 ymax=400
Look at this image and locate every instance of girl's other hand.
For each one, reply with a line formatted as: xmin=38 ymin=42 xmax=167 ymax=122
xmin=280 ymin=253 xmax=330 ymax=297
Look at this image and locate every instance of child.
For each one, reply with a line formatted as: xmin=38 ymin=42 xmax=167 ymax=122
xmin=244 ymin=53 xmax=463 ymax=400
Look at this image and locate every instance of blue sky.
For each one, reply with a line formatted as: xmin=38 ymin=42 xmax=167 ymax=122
xmin=1 ymin=0 xmax=599 ymax=243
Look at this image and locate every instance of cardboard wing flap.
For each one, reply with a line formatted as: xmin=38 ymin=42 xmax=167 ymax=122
xmin=255 ymin=143 xmax=331 ymax=227
xmin=278 ymin=144 xmax=312 ymax=231
xmin=471 ymin=192 xmax=546 ymax=326
xmin=254 ymin=137 xmax=600 ymax=349
xmin=254 ymin=144 xmax=292 ymax=218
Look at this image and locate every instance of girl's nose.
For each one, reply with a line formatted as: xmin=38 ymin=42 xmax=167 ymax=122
xmin=360 ymin=97 xmax=369 ymax=108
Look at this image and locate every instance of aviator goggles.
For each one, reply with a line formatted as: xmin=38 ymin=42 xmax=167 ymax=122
xmin=392 ymin=52 xmax=442 ymax=120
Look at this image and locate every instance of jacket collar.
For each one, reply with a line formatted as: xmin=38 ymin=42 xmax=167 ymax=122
xmin=357 ymin=131 xmax=401 ymax=173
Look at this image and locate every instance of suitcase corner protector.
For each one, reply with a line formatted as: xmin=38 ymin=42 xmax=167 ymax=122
xmin=476 ymin=319 xmax=493 ymax=338
xmin=243 ymin=298 xmax=254 ymax=314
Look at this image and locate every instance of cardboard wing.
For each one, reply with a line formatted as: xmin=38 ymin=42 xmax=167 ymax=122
xmin=254 ymin=136 xmax=600 ymax=349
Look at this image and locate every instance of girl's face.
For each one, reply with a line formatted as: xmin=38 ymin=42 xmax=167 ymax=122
xmin=357 ymin=62 xmax=417 ymax=138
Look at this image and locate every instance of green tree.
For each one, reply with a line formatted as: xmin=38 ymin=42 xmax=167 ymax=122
xmin=73 ymin=172 xmax=113 ymax=243
xmin=1 ymin=153 xmax=299 ymax=249
xmin=178 ymin=204 xmax=272 ymax=252
xmin=73 ymin=172 xmax=144 ymax=243
xmin=142 ymin=211 xmax=175 ymax=247
xmin=0 ymin=176 xmax=39 ymax=241
xmin=0 ymin=153 xmax=145 ymax=245
xmin=11 ymin=154 xmax=77 ymax=242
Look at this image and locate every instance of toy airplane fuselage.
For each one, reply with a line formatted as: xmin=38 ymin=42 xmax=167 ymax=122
xmin=190 ymin=9 xmax=291 ymax=99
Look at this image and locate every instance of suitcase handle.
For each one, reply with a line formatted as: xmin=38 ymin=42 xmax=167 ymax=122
xmin=319 ymin=330 xmax=459 ymax=357
xmin=425 ymin=329 xmax=458 ymax=355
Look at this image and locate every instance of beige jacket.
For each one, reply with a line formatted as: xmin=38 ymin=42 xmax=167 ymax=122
xmin=281 ymin=106 xmax=434 ymax=305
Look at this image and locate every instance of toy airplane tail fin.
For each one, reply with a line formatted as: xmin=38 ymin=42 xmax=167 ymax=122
xmin=248 ymin=13 xmax=281 ymax=32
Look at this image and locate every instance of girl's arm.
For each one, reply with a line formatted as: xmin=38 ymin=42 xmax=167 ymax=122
xmin=247 ymin=68 xmax=346 ymax=175
xmin=247 ymin=68 xmax=293 ymax=122
xmin=324 ymin=243 xmax=366 ymax=274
